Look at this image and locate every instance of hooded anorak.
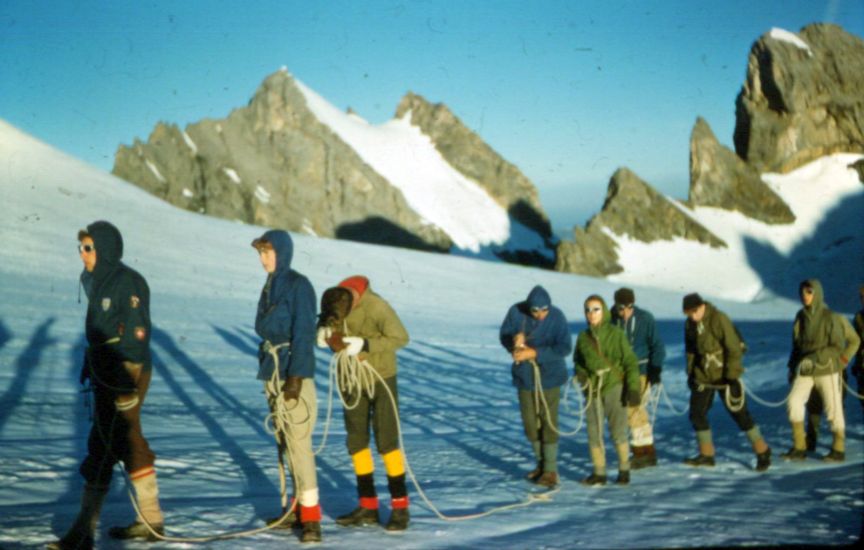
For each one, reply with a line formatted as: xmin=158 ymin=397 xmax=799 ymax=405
xmin=788 ymin=279 xmax=850 ymax=377
xmin=342 ymin=286 xmax=409 ymax=379
xmin=574 ymin=298 xmax=640 ymax=396
xmin=255 ymin=230 xmax=317 ymax=381
xmin=500 ymin=286 xmax=572 ymax=391
xmin=685 ymin=302 xmax=744 ymax=385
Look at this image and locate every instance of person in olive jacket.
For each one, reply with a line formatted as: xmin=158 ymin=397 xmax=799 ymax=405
xmin=574 ymin=294 xmax=641 ymax=486
xmin=51 ymin=221 xmax=164 ymax=550
xmin=323 ymin=276 xmax=411 ymax=532
xmin=252 ymin=230 xmax=322 ymax=543
xmin=783 ymin=279 xmax=857 ymax=462
xmin=499 ymin=285 xmax=573 ymax=488
xmin=682 ymin=293 xmax=771 ymax=471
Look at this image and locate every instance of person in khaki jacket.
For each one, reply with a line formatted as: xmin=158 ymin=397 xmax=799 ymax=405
xmin=682 ymin=293 xmax=771 ymax=471
xmin=321 ymin=276 xmax=411 ymax=531
xmin=783 ymin=279 xmax=856 ymax=462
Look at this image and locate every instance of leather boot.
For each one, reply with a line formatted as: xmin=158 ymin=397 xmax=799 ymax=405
xmin=335 ymin=506 xmax=379 ymax=527
xmin=386 ymin=507 xmax=410 ymax=531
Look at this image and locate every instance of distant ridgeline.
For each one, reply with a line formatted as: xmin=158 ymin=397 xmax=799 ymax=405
xmin=112 ymin=71 xmax=553 ymax=266
xmin=112 ymin=24 xmax=863 ymax=276
xmin=555 ymin=23 xmax=864 ymax=277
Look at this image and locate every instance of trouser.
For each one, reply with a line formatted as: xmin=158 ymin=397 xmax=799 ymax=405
xmin=342 ymin=375 xmax=400 ymax=456
xmin=627 ymin=375 xmax=654 ymax=446
xmin=517 ymin=386 xmax=561 ymax=445
xmin=265 ymin=377 xmax=319 ymax=506
xmin=80 ymin=362 xmax=156 ymax=486
xmin=688 ymin=382 xmax=755 ymax=433
xmin=788 ymin=373 xmax=845 ymax=433
xmin=586 ymin=383 xmax=629 ymax=448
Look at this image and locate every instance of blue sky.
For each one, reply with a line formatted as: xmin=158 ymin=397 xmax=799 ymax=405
xmin=2 ymin=0 xmax=862 ymax=232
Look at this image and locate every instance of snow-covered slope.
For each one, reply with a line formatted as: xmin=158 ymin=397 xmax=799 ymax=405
xmin=609 ymin=154 xmax=864 ymax=309
xmin=1 ymin=120 xmax=862 ymax=549
xmin=295 ymin=78 xmax=511 ymax=254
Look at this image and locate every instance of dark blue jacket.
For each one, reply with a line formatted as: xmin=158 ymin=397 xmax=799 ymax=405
xmin=254 ymin=230 xmax=317 ymax=380
xmin=611 ymin=306 xmax=665 ymax=376
xmin=81 ymin=221 xmax=151 ymax=391
xmin=499 ymin=286 xmax=572 ymax=391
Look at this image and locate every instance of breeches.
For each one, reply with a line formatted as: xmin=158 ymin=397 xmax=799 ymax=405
xmin=265 ymin=378 xmax=319 ymax=502
xmin=80 ymin=363 xmax=156 ymax=486
xmin=789 ymin=373 xmax=844 ymax=432
xmin=586 ymin=383 xmax=629 ymax=447
xmin=689 ymin=384 xmax=755 ymax=433
xmin=342 ymin=375 xmax=400 ymax=456
xmin=517 ymin=386 xmax=560 ymax=444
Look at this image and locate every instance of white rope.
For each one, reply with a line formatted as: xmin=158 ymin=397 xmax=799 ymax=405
xmin=743 ymin=383 xmax=789 ymax=408
xmin=333 ymin=352 xmax=560 ymax=522
xmin=658 ymin=383 xmax=689 ymax=416
xmin=118 ymin=341 xmax=304 ymax=543
xmin=529 ymin=360 xmax=588 ymax=437
xmin=842 ymin=375 xmax=864 ymax=400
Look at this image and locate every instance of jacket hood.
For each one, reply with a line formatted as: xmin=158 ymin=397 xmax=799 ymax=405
xmin=800 ymin=278 xmax=826 ymax=312
xmin=262 ymin=229 xmax=294 ymax=273
xmin=526 ymin=285 xmax=552 ymax=309
xmin=87 ymin=221 xmax=123 ymax=284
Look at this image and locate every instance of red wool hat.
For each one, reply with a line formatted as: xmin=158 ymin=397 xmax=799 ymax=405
xmin=339 ymin=275 xmax=369 ymax=297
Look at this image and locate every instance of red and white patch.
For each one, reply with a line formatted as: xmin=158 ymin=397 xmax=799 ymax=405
xmin=130 ymin=295 xmax=140 ymax=308
xmin=134 ymin=326 xmax=147 ymax=341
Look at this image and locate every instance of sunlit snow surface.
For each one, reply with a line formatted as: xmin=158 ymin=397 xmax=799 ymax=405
xmin=1 ymin=119 xmax=862 ymax=548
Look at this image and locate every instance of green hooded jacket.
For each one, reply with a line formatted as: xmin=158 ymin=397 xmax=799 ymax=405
xmin=685 ymin=302 xmax=744 ymax=384
xmin=787 ymin=279 xmax=847 ymax=376
xmin=343 ymin=289 xmax=409 ymax=379
xmin=574 ymin=297 xmax=640 ymax=397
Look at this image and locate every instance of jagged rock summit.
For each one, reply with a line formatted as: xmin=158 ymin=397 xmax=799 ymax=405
xmin=555 ymin=23 xmax=863 ymax=278
xmin=734 ymin=24 xmax=864 ymax=173
xmin=112 ymin=70 xmax=552 ymax=261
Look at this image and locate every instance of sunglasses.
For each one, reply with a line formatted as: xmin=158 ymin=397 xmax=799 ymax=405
xmin=801 ymin=288 xmax=814 ymax=295
xmin=585 ymin=306 xmax=602 ymax=314
xmin=530 ymin=306 xmax=549 ymax=313
xmin=78 ymin=243 xmax=95 ymax=253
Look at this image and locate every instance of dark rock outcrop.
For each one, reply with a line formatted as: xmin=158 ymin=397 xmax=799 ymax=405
xmin=395 ymin=93 xmax=552 ymax=238
xmin=555 ymin=168 xmax=725 ymax=276
xmin=690 ymin=117 xmax=795 ymax=223
xmin=734 ymin=24 xmax=864 ymax=173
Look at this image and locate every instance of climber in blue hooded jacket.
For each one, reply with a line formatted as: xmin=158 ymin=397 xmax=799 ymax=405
xmin=499 ymin=285 xmax=573 ymax=487
xmin=252 ymin=229 xmax=322 ymax=543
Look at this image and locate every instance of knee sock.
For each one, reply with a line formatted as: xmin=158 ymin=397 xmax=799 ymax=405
xmin=130 ymin=467 xmax=164 ymax=526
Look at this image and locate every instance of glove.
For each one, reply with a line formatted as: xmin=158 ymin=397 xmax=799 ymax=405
xmin=282 ymin=376 xmax=303 ymax=402
xmin=342 ymin=336 xmax=366 ymax=356
xmin=647 ymin=367 xmax=661 ymax=385
xmin=626 ymin=389 xmax=641 ymax=407
xmin=316 ymin=326 xmax=332 ymax=348
xmin=326 ymin=331 xmax=347 ymax=352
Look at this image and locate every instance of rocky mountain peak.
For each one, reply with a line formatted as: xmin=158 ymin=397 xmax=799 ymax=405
xmin=689 ymin=116 xmax=795 ymax=224
xmin=734 ymin=23 xmax=864 ymax=173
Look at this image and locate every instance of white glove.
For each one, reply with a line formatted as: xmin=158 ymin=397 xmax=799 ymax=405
xmin=316 ymin=326 xmax=332 ymax=348
xmin=342 ymin=336 xmax=365 ymax=356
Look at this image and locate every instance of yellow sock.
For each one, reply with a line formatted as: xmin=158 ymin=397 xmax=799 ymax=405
xmin=382 ymin=449 xmax=405 ymax=477
xmin=352 ymin=448 xmax=374 ymax=476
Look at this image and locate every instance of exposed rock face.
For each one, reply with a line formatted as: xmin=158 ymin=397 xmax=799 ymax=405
xmin=690 ymin=117 xmax=795 ymax=223
xmin=395 ymin=92 xmax=551 ymax=238
xmin=114 ymin=70 xmax=551 ymax=256
xmin=555 ymin=168 xmax=725 ymax=276
xmin=734 ymin=24 xmax=864 ymax=173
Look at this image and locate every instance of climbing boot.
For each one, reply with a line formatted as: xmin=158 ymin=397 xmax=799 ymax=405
xmin=525 ymin=463 xmax=543 ymax=482
xmin=683 ymin=454 xmax=715 ymax=467
xmin=107 ymin=520 xmax=164 ymax=541
xmin=781 ymin=448 xmax=807 ymax=461
xmin=580 ymin=473 xmax=607 ymax=486
xmin=46 ymin=532 xmax=93 ymax=550
xmin=266 ymin=509 xmax=299 ymax=529
xmin=616 ymin=470 xmax=630 ymax=485
xmin=335 ymin=506 xmax=379 ymax=527
xmin=822 ymin=449 xmax=845 ymax=462
xmin=535 ymin=471 xmax=558 ymax=487
xmin=631 ymin=445 xmax=657 ymax=469
xmin=300 ymin=521 xmax=322 ymax=542
xmin=385 ymin=507 xmax=410 ymax=531
xmin=755 ymin=448 xmax=772 ymax=472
